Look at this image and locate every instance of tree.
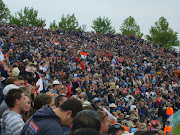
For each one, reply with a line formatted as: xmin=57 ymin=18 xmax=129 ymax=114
xmin=120 ymin=16 xmax=143 ymax=37
xmin=0 ymin=0 xmax=10 ymax=22
xmin=92 ymin=16 xmax=115 ymax=34
xmin=147 ymin=16 xmax=179 ymax=47
xmin=50 ymin=20 xmax=58 ymax=30
xmin=58 ymin=14 xmax=81 ymax=31
xmin=9 ymin=7 xmax=46 ymax=27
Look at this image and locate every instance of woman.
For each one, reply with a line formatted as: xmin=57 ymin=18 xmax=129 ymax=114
xmin=21 ymin=94 xmax=32 ymax=122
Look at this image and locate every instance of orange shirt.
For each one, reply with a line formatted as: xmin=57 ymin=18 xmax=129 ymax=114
xmin=164 ymin=125 xmax=171 ymax=135
xmin=166 ymin=107 xmax=174 ymax=116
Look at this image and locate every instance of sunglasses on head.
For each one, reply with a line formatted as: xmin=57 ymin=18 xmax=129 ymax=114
xmin=110 ymin=124 xmax=123 ymax=129
xmin=101 ymin=112 xmax=108 ymax=121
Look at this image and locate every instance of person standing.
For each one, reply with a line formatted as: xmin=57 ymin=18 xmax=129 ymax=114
xmin=1 ymin=89 xmax=26 ymax=135
xmin=21 ymin=98 xmax=82 ymax=135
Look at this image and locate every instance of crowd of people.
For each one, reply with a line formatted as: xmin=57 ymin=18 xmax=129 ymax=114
xmin=0 ymin=22 xmax=180 ymax=135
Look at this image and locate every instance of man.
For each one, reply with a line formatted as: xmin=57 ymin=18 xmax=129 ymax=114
xmin=108 ymin=124 xmax=125 ymax=135
xmin=97 ymin=111 xmax=110 ymax=135
xmin=72 ymin=109 xmax=101 ymax=133
xmin=54 ymin=95 xmax=67 ymax=107
xmin=0 ymin=84 xmax=19 ymax=119
xmin=49 ymin=80 xmax=62 ymax=94
xmin=1 ymin=89 xmax=26 ymax=135
xmin=21 ymin=98 xmax=82 ymax=135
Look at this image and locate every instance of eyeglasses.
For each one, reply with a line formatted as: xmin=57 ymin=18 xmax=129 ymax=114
xmin=101 ymin=112 xmax=108 ymax=121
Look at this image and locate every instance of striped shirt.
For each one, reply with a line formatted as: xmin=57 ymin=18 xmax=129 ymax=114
xmin=1 ymin=110 xmax=24 ymax=135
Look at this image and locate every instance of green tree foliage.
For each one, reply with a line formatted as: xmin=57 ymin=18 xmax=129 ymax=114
xmin=92 ymin=16 xmax=115 ymax=34
xmin=147 ymin=16 xmax=179 ymax=47
xmin=57 ymin=14 xmax=81 ymax=31
xmin=50 ymin=20 xmax=58 ymax=30
xmin=0 ymin=0 xmax=10 ymax=22
xmin=9 ymin=7 xmax=46 ymax=27
xmin=120 ymin=16 xmax=143 ymax=37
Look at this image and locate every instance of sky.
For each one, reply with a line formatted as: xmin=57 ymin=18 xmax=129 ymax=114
xmin=3 ymin=0 xmax=180 ymax=41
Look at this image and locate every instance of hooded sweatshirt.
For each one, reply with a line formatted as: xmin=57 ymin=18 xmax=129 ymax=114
xmin=1 ymin=110 xmax=24 ymax=135
xmin=21 ymin=105 xmax=62 ymax=135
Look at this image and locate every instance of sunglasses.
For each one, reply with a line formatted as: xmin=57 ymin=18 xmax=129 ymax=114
xmin=110 ymin=124 xmax=123 ymax=129
xmin=101 ymin=112 xmax=108 ymax=121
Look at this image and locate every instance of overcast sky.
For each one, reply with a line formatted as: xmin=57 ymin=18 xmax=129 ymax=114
xmin=4 ymin=0 xmax=180 ymax=40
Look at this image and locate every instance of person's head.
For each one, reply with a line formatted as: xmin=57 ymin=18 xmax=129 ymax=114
xmin=97 ymin=111 xmax=110 ymax=134
xmin=33 ymin=94 xmax=54 ymax=110
xmin=17 ymin=76 xmax=25 ymax=86
xmin=108 ymin=124 xmax=125 ymax=135
xmin=72 ymin=128 xmax=100 ymax=135
xmin=72 ymin=109 xmax=101 ymax=132
xmin=5 ymin=89 xmax=26 ymax=111
xmin=19 ymin=86 xmax=31 ymax=96
xmin=5 ymin=77 xmax=20 ymax=86
xmin=23 ymin=94 xmax=32 ymax=112
xmin=54 ymin=95 xmax=67 ymax=107
xmin=57 ymin=98 xmax=83 ymax=126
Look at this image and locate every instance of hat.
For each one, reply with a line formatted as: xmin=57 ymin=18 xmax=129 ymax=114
xmin=3 ymin=84 xmax=19 ymax=95
xmin=126 ymin=121 xmax=136 ymax=128
xmin=125 ymin=115 xmax=130 ymax=118
xmin=52 ymin=80 xmax=62 ymax=85
xmin=12 ymin=67 xmax=20 ymax=77
xmin=82 ymin=101 xmax=91 ymax=107
xmin=109 ymin=103 xmax=117 ymax=108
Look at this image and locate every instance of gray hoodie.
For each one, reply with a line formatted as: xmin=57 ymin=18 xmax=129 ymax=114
xmin=1 ymin=110 xmax=24 ymax=135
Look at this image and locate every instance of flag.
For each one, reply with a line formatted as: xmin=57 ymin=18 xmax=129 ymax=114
xmin=0 ymin=50 xmax=5 ymax=60
xmin=54 ymin=41 xmax=59 ymax=45
xmin=36 ymin=74 xmax=43 ymax=93
xmin=123 ymin=88 xmax=127 ymax=94
xmin=80 ymin=52 xmax=88 ymax=60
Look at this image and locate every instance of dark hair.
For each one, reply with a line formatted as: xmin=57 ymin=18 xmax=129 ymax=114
xmin=54 ymin=95 xmax=67 ymax=107
xmin=108 ymin=124 xmax=125 ymax=135
xmin=59 ymin=98 xmax=82 ymax=118
xmin=5 ymin=77 xmax=19 ymax=86
xmin=72 ymin=128 xmax=100 ymax=135
xmin=28 ymin=94 xmax=53 ymax=118
xmin=134 ymin=131 xmax=159 ymax=135
xmin=72 ymin=110 xmax=101 ymax=132
xmin=5 ymin=89 xmax=23 ymax=108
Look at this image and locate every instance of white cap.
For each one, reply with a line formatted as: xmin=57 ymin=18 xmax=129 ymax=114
xmin=52 ymin=80 xmax=62 ymax=85
xmin=109 ymin=103 xmax=117 ymax=108
xmin=3 ymin=84 xmax=19 ymax=95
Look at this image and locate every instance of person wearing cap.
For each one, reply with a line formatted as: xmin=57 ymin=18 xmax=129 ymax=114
xmin=49 ymin=80 xmax=62 ymax=94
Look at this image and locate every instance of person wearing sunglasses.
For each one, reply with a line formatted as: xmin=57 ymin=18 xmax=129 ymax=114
xmin=108 ymin=124 xmax=125 ymax=135
xmin=97 ymin=111 xmax=110 ymax=135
